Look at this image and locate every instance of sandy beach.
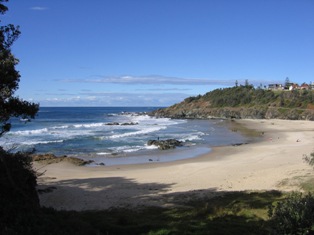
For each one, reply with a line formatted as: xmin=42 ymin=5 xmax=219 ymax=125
xmin=34 ymin=119 xmax=314 ymax=211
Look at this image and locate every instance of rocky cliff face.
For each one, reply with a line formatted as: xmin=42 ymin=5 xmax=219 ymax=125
xmin=151 ymin=99 xmax=314 ymax=120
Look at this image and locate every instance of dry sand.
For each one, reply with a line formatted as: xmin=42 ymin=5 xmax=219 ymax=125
xmin=34 ymin=119 xmax=314 ymax=211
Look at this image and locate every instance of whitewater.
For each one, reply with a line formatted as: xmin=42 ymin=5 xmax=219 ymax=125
xmin=0 ymin=107 xmax=249 ymax=165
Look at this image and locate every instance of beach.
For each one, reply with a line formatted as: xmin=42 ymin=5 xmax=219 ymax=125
xmin=34 ymin=119 xmax=314 ymax=211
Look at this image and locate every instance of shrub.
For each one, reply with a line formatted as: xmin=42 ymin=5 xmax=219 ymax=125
xmin=0 ymin=147 xmax=39 ymax=234
xmin=268 ymin=192 xmax=314 ymax=234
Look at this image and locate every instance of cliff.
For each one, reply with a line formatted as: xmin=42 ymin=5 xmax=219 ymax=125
xmin=151 ymin=86 xmax=314 ymax=120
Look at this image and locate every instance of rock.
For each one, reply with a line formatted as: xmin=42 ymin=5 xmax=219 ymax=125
xmin=232 ymin=143 xmax=248 ymax=146
xmin=147 ymin=139 xmax=183 ymax=150
xmin=105 ymin=122 xmax=120 ymax=125
xmin=32 ymin=154 xmax=93 ymax=166
xmin=105 ymin=122 xmax=138 ymax=126
xmin=120 ymin=122 xmax=138 ymax=125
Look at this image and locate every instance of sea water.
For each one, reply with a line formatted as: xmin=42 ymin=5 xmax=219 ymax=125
xmin=0 ymin=107 xmax=249 ymax=165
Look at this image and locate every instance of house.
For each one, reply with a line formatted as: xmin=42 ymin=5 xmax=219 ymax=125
xmin=268 ymin=84 xmax=283 ymax=90
xmin=289 ymin=84 xmax=299 ymax=90
xmin=300 ymin=83 xmax=310 ymax=90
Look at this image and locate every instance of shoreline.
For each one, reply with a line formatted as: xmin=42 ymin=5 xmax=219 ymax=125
xmin=78 ymin=118 xmax=256 ymax=167
xmin=34 ymin=119 xmax=314 ymax=211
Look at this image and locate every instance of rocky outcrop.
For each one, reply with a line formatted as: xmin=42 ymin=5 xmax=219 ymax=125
xmin=32 ymin=154 xmax=93 ymax=166
xmin=151 ymin=104 xmax=314 ymax=121
xmin=147 ymin=139 xmax=183 ymax=150
xmin=150 ymin=87 xmax=314 ymax=120
xmin=150 ymin=85 xmax=314 ymax=121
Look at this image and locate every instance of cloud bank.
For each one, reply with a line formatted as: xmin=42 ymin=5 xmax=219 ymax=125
xmin=38 ymin=91 xmax=189 ymax=107
xmin=60 ymin=75 xmax=281 ymax=87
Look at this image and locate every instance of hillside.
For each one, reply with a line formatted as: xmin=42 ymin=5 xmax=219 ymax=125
xmin=151 ymin=86 xmax=314 ymax=120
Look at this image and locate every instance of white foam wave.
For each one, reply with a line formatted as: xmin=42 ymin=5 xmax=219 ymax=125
xmin=174 ymin=132 xmax=205 ymax=142
xmin=108 ymin=145 xmax=148 ymax=153
xmin=130 ymin=115 xmax=185 ymax=126
xmin=96 ymin=152 xmax=111 ymax=155
xmin=108 ymin=126 xmax=166 ymax=139
xmin=28 ymin=139 xmax=65 ymax=145
xmin=73 ymin=123 xmax=105 ymax=128
xmin=12 ymin=128 xmax=49 ymax=135
xmin=52 ymin=125 xmax=69 ymax=129
xmin=7 ymin=139 xmax=64 ymax=146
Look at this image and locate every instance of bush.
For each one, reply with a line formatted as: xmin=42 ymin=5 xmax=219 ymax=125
xmin=0 ymin=147 xmax=39 ymax=234
xmin=268 ymin=192 xmax=314 ymax=234
xmin=304 ymin=152 xmax=314 ymax=167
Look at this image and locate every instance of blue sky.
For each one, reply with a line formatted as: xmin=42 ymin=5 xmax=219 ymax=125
xmin=2 ymin=0 xmax=314 ymax=107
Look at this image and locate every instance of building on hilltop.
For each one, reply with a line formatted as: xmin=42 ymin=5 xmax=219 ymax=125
xmin=268 ymin=84 xmax=283 ymax=90
xmin=300 ymin=83 xmax=310 ymax=90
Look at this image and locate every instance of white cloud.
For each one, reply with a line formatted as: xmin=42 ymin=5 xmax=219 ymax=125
xmin=39 ymin=92 xmax=189 ymax=107
xmin=60 ymin=75 xmax=282 ymax=87
xmin=30 ymin=6 xmax=48 ymax=11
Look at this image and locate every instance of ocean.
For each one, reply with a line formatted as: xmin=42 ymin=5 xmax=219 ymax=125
xmin=0 ymin=107 xmax=249 ymax=165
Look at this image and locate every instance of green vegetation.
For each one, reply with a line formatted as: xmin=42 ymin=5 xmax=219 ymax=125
xmin=0 ymin=1 xmax=39 ymax=136
xmin=268 ymin=193 xmax=314 ymax=235
xmin=266 ymin=152 xmax=314 ymax=235
xmin=190 ymin=86 xmax=314 ymax=109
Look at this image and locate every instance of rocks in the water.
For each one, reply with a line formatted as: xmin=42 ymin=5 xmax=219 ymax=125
xmin=147 ymin=139 xmax=183 ymax=150
xmin=120 ymin=122 xmax=138 ymax=126
xmin=105 ymin=122 xmax=138 ymax=126
xmin=32 ymin=154 xmax=94 ymax=166
xmin=105 ymin=122 xmax=120 ymax=125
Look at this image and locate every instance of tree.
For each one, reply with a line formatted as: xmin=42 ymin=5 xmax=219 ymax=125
xmin=0 ymin=3 xmax=40 ymax=233
xmin=245 ymin=79 xmax=249 ymax=87
xmin=285 ymin=77 xmax=290 ymax=89
xmin=0 ymin=0 xmax=39 ymax=137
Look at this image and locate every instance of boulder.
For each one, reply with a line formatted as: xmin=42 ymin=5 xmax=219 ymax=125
xmin=147 ymin=139 xmax=183 ymax=150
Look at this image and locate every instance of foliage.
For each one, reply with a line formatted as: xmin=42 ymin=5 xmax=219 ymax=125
xmin=0 ymin=147 xmax=40 ymax=234
xmin=268 ymin=192 xmax=314 ymax=235
xmin=195 ymin=86 xmax=314 ymax=109
xmin=0 ymin=0 xmax=39 ymax=136
xmin=267 ymin=152 xmax=314 ymax=234
xmin=304 ymin=152 xmax=314 ymax=168
xmin=0 ymin=2 xmax=40 ymax=234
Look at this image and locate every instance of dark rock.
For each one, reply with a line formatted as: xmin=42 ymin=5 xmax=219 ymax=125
xmin=105 ymin=122 xmax=138 ymax=126
xmin=32 ymin=154 xmax=94 ymax=166
xmin=147 ymin=139 xmax=183 ymax=150
xmin=120 ymin=122 xmax=138 ymax=125
xmin=232 ymin=143 xmax=248 ymax=146
xmin=106 ymin=122 xmax=120 ymax=125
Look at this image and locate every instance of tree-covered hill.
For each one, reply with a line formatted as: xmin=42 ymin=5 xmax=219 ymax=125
xmin=152 ymin=86 xmax=314 ymax=120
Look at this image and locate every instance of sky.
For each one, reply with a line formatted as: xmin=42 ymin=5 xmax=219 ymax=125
xmin=2 ymin=0 xmax=314 ymax=107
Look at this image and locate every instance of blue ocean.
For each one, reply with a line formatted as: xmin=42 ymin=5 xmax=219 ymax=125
xmin=0 ymin=107 xmax=249 ymax=165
